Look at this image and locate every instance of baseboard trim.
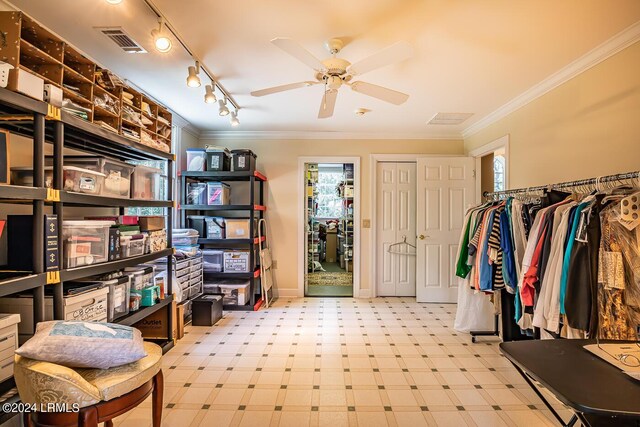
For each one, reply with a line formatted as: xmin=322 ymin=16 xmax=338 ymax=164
xmin=274 ymin=288 xmax=301 ymax=298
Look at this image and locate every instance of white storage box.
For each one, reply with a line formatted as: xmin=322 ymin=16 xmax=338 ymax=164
xmin=217 ymin=281 xmax=250 ymax=305
xmin=223 ymin=250 xmax=251 ymax=273
xmin=0 ymin=288 xmax=109 ymax=341
xmin=13 ymin=68 xmax=44 ymax=100
xmin=207 ymin=182 xmax=230 ymax=205
xmin=43 ymin=83 xmax=63 ymax=107
xmin=225 ymin=219 xmax=252 ymax=239
xmin=203 ymin=249 xmax=224 ymax=272
xmin=131 ymin=165 xmax=165 ymax=200
xmin=0 ymin=313 xmax=20 ymax=382
xmin=71 ymin=276 xmax=130 ymax=322
xmin=62 ymin=220 xmax=114 ymax=268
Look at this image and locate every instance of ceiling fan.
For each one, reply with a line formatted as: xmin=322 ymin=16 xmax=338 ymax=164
xmin=251 ymin=37 xmax=413 ymax=118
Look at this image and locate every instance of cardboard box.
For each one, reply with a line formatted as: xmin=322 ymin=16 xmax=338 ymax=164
xmin=225 ymin=219 xmax=251 ymax=239
xmin=43 ymin=83 xmax=62 ymax=107
xmin=139 ymin=216 xmax=165 ymax=231
xmin=12 ymin=69 xmax=44 ymax=101
xmin=132 ymin=300 xmax=177 ymax=340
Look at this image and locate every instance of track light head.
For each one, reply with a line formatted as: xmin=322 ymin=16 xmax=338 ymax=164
xmin=151 ymin=19 xmax=172 ymax=53
xmin=218 ymin=99 xmax=230 ymax=116
xmin=230 ymin=111 xmax=240 ymax=127
xmin=186 ymin=63 xmax=201 ymax=88
xmin=204 ymin=84 xmax=217 ymax=104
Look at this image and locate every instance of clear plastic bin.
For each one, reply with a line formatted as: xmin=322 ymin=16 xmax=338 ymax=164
xmin=172 ymin=229 xmax=199 ymax=246
xmin=186 ymin=183 xmax=207 ymax=205
xmin=10 ymin=166 xmax=53 ymax=188
xmin=203 ymin=249 xmax=224 ymax=272
xmin=186 ymin=148 xmax=206 ymax=171
xmin=217 ymin=280 xmax=250 ymax=305
xmin=56 ymin=156 xmax=134 ymax=199
xmin=124 ymin=267 xmax=145 ymax=292
xmin=62 ymin=220 xmax=114 ymax=268
xmin=63 ymin=166 xmax=105 ymax=194
xmin=121 ymin=234 xmax=147 ymax=258
xmin=206 ymin=182 xmax=230 ymax=205
xmin=131 ymin=165 xmax=165 ymax=200
xmin=174 ymin=245 xmax=199 ymax=257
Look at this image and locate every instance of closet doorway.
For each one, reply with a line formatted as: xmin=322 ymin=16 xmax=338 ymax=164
xmin=375 ymin=162 xmax=417 ymax=296
xmin=299 ymin=158 xmax=360 ymax=297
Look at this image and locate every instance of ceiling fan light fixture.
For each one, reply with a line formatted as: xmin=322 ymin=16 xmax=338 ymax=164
xmin=186 ymin=62 xmax=201 ymax=88
xmin=218 ymin=99 xmax=230 ymax=116
xmin=230 ymin=111 xmax=240 ymax=127
xmin=204 ymin=84 xmax=217 ymax=104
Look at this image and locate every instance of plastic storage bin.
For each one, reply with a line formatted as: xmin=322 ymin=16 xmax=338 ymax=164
xmin=147 ymin=230 xmax=167 ymax=253
xmin=10 ymin=166 xmax=54 ymax=188
xmin=62 ymin=220 xmax=114 ymax=268
xmin=63 ymin=166 xmax=106 ymax=194
xmin=205 ymin=146 xmax=231 ymax=171
xmin=186 ymin=148 xmax=206 ymax=171
xmin=223 ymin=250 xmax=251 ymax=273
xmin=131 ymin=165 xmax=165 ymax=200
xmin=70 ymin=276 xmax=130 ymax=322
xmin=121 ymin=234 xmax=147 ymax=258
xmin=203 ymin=249 xmax=224 ymax=272
xmin=187 ymin=215 xmax=206 ymax=237
xmin=124 ymin=267 xmax=146 ymax=292
xmin=58 ymin=156 xmax=134 ymax=199
xmin=186 ymin=182 xmax=207 ymax=205
xmin=217 ymin=280 xmax=250 ymax=305
xmin=207 ymin=182 xmax=230 ymax=205
xmin=172 ymin=229 xmax=199 ymax=246
xmin=225 ymin=219 xmax=252 ymax=239
xmin=231 ymin=149 xmax=256 ymax=171
xmin=205 ymin=217 xmax=226 ymax=239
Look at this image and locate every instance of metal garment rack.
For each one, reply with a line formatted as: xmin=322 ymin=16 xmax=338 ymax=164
xmin=470 ymin=170 xmax=640 ymax=344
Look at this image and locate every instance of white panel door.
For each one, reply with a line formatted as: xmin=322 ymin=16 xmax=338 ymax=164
xmin=376 ymin=162 xmax=416 ymax=296
xmin=416 ymin=157 xmax=474 ymax=303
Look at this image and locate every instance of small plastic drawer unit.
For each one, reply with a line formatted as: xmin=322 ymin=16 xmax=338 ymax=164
xmin=62 ymin=220 xmax=114 ymax=268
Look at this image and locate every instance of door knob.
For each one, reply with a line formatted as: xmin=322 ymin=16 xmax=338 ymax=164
xmin=418 ymin=234 xmax=426 ymax=240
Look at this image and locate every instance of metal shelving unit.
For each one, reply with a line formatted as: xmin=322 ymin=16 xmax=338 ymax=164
xmin=179 ymin=170 xmax=266 ymax=311
xmin=0 ymin=87 xmax=176 ymax=416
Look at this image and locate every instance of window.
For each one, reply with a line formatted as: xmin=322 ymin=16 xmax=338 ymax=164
xmin=315 ymin=169 xmax=344 ymax=218
xmin=494 ymin=155 xmax=506 ymax=192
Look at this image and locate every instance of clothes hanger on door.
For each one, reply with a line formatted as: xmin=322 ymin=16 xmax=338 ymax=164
xmin=387 ymin=235 xmax=416 ymax=256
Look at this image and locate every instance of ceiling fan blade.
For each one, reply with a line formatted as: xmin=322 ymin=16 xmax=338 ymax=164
xmin=271 ymin=37 xmax=325 ymax=71
xmin=251 ymin=81 xmax=318 ymax=97
xmin=347 ymin=42 xmax=413 ymax=76
xmin=318 ymin=89 xmax=338 ymax=119
xmin=350 ymin=81 xmax=409 ymax=105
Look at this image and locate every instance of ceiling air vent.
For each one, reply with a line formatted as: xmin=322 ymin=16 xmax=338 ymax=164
xmin=97 ymin=27 xmax=147 ymax=53
xmin=427 ymin=112 xmax=473 ymax=125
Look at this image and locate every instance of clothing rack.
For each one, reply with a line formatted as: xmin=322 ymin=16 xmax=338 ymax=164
xmin=483 ymin=171 xmax=640 ymax=199
xmin=470 ymin=170 xmax=639 ymax=344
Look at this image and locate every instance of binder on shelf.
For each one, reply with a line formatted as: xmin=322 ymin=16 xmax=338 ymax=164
xmin=44 ymin=214 xmax=59 ymax=272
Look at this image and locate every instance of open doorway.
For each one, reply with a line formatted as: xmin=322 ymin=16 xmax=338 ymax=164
xmin=470 ymin=134 xmax=510 ymax=201
xmin=304 ymin=162 xmax=355 ymax=297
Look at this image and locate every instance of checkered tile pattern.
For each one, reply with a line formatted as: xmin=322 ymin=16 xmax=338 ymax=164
xmin=114 ymin=298 xmax=572 ymax=426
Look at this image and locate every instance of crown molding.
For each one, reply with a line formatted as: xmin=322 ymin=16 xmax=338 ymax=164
xmin=198 ymin=130 xmax=462 ymax=141
xmin=462 ymin=21 xmax=640 ymax=139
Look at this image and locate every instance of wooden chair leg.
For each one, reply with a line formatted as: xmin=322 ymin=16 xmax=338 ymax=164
xmin=22 ymin=412 xmax=33 ymax=427
xmin=105 ymin=420 xmax=114 ymax=427
xmin=79 ymin=406 xmax=99 ymax=427
xmin=152 ymin=370 xmax=164 ymax=427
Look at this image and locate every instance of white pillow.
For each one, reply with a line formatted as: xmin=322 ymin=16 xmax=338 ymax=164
xmin=16 ymin=321 xmax=147 ymax=369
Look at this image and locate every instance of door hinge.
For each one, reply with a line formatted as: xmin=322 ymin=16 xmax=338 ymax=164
xmin=472 ymin=169 xmax=476 ymax=179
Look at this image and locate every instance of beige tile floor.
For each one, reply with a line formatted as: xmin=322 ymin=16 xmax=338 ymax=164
xmin=114 ymin=298 xmax=575 ymax=427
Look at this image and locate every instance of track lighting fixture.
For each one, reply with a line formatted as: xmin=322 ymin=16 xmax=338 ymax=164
xmin=186 ymin=61 xmax=201 ymax=88
xmin=230 ymin=111 xmax=240 ymax=127
xmin=151 ymin=18 xmax=172 ymax=53
xmin=204 ymin=84 xmax=217 ymax=104
xmin=218 ymin=98 xmax=230 ymax=116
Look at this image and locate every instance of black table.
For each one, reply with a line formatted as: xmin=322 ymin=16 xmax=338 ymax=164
xmin=500 ymin=339 xmax=640 ymax=427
